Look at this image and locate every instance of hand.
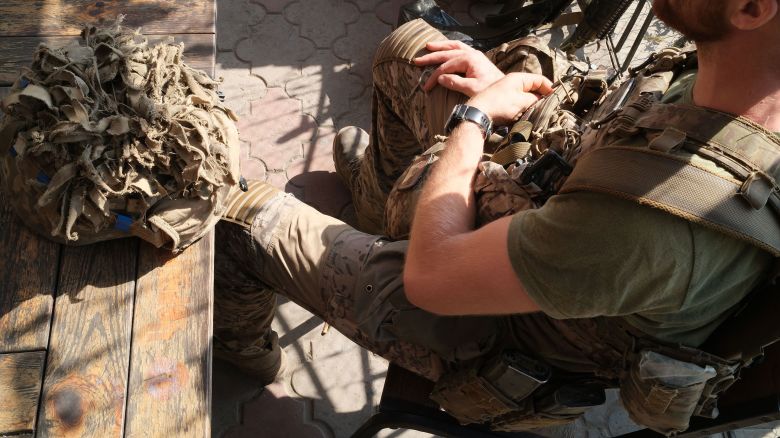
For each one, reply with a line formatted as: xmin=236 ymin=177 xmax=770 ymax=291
xmin=414 ymin=40 xmax=505 ymax=96
xmin=466 ymin=73 xmax=554 ymax=125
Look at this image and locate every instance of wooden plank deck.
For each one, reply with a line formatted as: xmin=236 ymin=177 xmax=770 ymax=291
xmin=0 ymin=1 xmax=216 ymax=436
xmin=0 ymin=351 xmax=46 ymax=435
xmin=0 ymin=34 xmax=215 ymax=85
xmin=0 ymin=198 xmax=59 ymax=353
xmin=0 ymin=1 xmax=215 ymax=36
xmin=125 ymin=239 xmax=214 ymax=437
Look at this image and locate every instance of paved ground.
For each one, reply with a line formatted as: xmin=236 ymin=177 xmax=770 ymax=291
xmin=205 ymin=1 xmax=776 ymax=437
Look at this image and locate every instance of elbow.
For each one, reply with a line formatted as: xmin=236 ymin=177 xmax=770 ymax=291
xmin=403 ymin=265 xmax=452 ymax=315
xmin=403 ymin=265 xmax=437 ymax=313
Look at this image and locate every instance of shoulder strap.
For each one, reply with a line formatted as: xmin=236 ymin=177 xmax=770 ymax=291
xmin=560 ymin=103 xmax=780 ymax=256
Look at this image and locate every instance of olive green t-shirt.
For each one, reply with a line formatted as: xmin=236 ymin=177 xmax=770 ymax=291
xmin=507 ymin=73 xmax=776 ymax=347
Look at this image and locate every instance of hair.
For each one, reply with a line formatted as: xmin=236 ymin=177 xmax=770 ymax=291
xmin=653 ymin=0 xmax=734 ymax=42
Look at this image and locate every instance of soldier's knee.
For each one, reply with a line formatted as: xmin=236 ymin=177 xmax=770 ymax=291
xmin=373 ymin=18 xmax=445 ymax=69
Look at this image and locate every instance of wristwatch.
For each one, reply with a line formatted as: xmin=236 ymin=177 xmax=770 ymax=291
xmin=444 ymin=104 xmax=493 ymax=138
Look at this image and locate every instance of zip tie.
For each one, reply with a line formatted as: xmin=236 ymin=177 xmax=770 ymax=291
xmin=36 ymin=170 xmax=50 ymax=184
xmin=114 ymin=213 xmax=133 ymax=232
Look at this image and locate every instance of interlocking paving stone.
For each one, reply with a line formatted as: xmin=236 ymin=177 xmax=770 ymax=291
xmin=285 ymin=125 xmax=338 ymax=177
xmin=289 ymin=171 xmax=354 ymax=220
xmin=376 ymin=0 xmax=415 ymax=25
xmin=285 ymin=0 xmax=360 ymax=48
xmin=333 ymin=13 xmax=393 ymax=82
xmin=261 ymin=0 xmax=299 ymax=14
xmin=349 ymin=0 xmax=387 ymax=13
xmin=212 ymin=360 xmax=268 ymax=437
xmin=337 ymin=85 xmax=373 ymax=132
xmin=239 ymin=141 xmax=268 ymax=182
xmin=216 ymin=0 xmax=267 ymax=52
xmin=285 ymin=50 xmax=366 ymax=125
xmin=216 ymin=51 xmax=268 ymax=117
xmin=236 ymin=15 xmax=315 ymax=87
xmin=289 ymin=336 xmax=391 ymax=435
xmin=239 ymin=88 xmax=317 ymax=173
xmin=223 ymin=382 xmax=328 ymax=438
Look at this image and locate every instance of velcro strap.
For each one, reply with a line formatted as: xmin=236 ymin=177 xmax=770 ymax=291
xmin=491 ymin=142 xmax=532 ymax=166
xmin=560 ymin=147 xmax=780 ymax=256
xmin=635 ymin=104 xmax=780 ymax=178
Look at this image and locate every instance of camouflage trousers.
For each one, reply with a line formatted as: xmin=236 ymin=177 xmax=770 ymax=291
xmin=215 ymin=192 xmax=635 ymax=383
xmin=214 ymin=20 xmax=628 ymax=384
xmin=351 ymin=19 xmax=563 ymax=234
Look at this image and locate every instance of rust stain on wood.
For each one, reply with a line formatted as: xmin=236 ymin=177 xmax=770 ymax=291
xmin=124 ymin=234 xmax=213 ymax=437
xmin=142 ymin=360 xmax=190 ymax=401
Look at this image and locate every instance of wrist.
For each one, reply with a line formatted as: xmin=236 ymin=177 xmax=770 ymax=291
xmin=445 ymin=103 xmax=493 ymax=139
xmin=464 ymin=98 xmax=493 ymax=121
xmin=452 ymin=121 xmax=484 ymax=136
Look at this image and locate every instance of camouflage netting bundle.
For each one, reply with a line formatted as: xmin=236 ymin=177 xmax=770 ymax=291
xmin=0 ymin=18 xmax=240 ymax=251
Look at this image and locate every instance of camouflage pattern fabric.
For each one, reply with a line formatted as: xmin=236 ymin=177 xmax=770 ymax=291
xmin=0 ymin=19 xmax=240 ymax=251
xmin=213 ymin=22 xmax=740 ymax=434
xmin=351 ymin=19 xmax=569 ymax=235
xmin=214 ymin=187 xmax=732 ymax=432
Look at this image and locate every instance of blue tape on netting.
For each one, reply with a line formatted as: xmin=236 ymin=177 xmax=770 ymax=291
xmin=9 ymin=146 xmax=17 ymax=157
xmin=36 ymin=171 xmax=50 ymax=184
xmin=114 ymin=214 xmax=133 ymax=232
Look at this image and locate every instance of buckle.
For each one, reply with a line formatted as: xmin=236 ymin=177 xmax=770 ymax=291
xmin=739 ymin=171 xmax=777 ymax=210
xmin=519 ymin=149 xmax=573 ymax=198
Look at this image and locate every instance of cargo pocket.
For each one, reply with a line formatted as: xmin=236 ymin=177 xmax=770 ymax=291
xmin=620 ymin=350 xmax=716 ymax=435
xmin=384 ymin=144 xmax=443 ymax=240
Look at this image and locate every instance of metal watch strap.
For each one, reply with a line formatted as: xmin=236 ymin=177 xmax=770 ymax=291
xmin=445 ymin=104 xmax=493 ymax=138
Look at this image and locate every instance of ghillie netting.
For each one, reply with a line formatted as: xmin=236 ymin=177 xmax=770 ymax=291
xmin=0 ymin=18 xmax=240 ymax=251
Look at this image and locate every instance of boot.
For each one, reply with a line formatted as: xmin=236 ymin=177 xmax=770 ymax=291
xmin=214 ymin=331 xmax=287 ymax=385
xmin=333 ymin=126 xmax=369 ymax=193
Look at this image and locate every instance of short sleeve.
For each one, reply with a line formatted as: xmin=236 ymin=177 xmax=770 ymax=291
xmin=507 ymin=192 xmax=695 ymax=319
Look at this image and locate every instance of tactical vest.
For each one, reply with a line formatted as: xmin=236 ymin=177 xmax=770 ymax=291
xmin=384 ymin=48 xmax=780 ymax=435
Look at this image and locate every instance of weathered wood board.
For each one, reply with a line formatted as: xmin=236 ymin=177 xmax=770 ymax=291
xmin=124 ymin=233 xmax=213 ymax=437
xmin=0 ymin=1 xmax=215 ymax=36
xmin=37 ymin=240 xmax=138 ymax=438
xmin=0 ymin=193 xmax=60 ymax=353
xmin=0 ymin=34 xmax=215 ymax=85
xmin=0 ymin=351 xmax=46 ymax=435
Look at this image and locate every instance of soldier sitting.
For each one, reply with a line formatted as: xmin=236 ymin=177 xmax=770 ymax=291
xmin=213 ymin=0 xmax=780 ymax=433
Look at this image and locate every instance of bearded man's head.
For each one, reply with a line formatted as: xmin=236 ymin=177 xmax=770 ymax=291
xmin=652 ymin=0 xmax=734 ymax=42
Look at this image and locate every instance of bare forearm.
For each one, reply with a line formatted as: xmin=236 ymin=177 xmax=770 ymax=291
xmin=407 ymin=123 xmax=484 ymax=264
xmin=400 ymin=73 xmax=552 ymax=315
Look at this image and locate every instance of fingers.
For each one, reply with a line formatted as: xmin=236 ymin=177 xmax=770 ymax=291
xmin=413 ymin=49 xmax=465 ymax=67
xmin=425 ymin=40 xmax=470 ymax=51
xmin=437 ymin=74 xmax=477 ymax=96
xmin=423 ymin=58 xmax=470 ymax=91
xmin=413 ymin=40 xmax=471 ymax=66
xmin=505 ymin=73 xmax=554 ymax=96
xmin=530 ymin=76 xmax=554 ymax=96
